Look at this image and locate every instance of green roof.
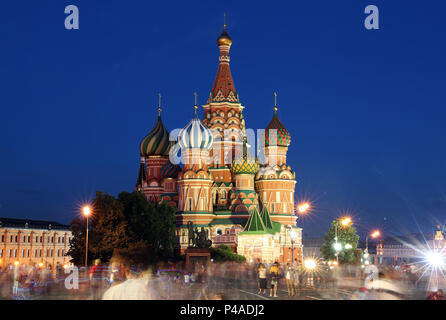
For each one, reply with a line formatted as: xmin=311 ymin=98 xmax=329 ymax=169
xmin=243 ymin=207 xmax=267 ymax=233
xmin=260 ymin=206 xmax=273 ymax=229
xmin=239 ymin=207 xmax=282 ymax=236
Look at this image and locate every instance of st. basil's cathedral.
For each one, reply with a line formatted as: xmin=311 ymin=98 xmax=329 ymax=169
xmin=136 ymin=25 xmax=302 ymax=264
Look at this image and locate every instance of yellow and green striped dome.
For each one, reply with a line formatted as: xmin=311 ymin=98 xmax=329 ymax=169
xmin=231 ymin=138 xmax=259 ymax=175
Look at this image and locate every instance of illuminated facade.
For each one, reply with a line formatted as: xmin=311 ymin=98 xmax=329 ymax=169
xmin=136 ymin=25 xmax=302 ymax=263
xmin=0 ymin=218 xmax=72 ymax=268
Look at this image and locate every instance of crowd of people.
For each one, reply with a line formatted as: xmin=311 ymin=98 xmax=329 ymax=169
xmin=0 ymin=258 xmax=442 ymax=300
xmin=0 ymin=262 xmax=72 ymax=299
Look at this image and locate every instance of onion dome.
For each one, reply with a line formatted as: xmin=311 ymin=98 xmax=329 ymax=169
xmin=140 ymin=107 xmax=173 ymax=156
xmin=231 ymin=137 xmax=259 ymax=175
xmin=217 ymin=28 xmax=232 ymax=46
xmin=160 ymin=160 xmax=181 ymax=178
xmin=178 ymin=105 xmax=214 ymax=150
xmin=265 ymin=104 xmax=291 ymax=147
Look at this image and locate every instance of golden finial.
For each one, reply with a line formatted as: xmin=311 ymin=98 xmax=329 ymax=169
xmin=273 ymin=91 xmax=278 ymax=113
xmin=158 ymin=92 xmax=162 ymax=116
xmin=217 ymin=12 xmax=232 ymax=46
xmin=193 ymin=92 xmax=198 ymax=116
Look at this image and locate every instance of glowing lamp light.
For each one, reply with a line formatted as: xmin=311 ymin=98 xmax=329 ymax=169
xmin=14 ymin=261 xmax=19 ymax=266
xmin=82 ymin=205 xmax=91 ymax=217
xmin=340 ymin=217 xmax=352 ymax=227
xmin=298 ymin=202 xmax=310 ymax=214
xmin=333 ymin=242 xmax=342 ymax=251
xmin=426 ymin=251 xmax=444 ymax=267
xmin=371 ymin=230 xmax=381 ymax=238
xmin=38 ymin=262 xmax=44 ymax=268
xmin=290 ymin=229 xmax=297 ymax=240
xmin=304 ymin=259 xmax=317 ymax=270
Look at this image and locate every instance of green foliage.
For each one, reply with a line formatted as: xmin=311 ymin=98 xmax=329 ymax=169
xmin=211 ymin=244 xmax=246 ymax=263
xmin=66 ymin=216 xmax=87 ymax=265
xmin=320 ymin=219 xmax=361 ymax=264
xmin=68 ymin=191 xmax=176 ymax=266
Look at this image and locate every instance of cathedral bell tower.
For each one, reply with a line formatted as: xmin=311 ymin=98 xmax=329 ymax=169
xmin=202 ymin=23 xmax=246 ymax=210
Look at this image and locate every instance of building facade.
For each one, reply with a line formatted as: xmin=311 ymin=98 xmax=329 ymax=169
xmin=136 ymin=25 xmax=302 ymax=263
xmin=0 ymin=218 xmax=72 ymax=268
xmin=376 ymin=228 xmax=446 ymax=265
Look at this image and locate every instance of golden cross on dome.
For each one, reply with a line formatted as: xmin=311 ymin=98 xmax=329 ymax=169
xmin=158 ymin=92 xmax=162 ymax=116
xmin=193 ymin=92 xmax=198 ymax=116
xmin=223 ymin=12 xmax=227 ymax=30
xmin=273 ymin=91 xmax=278 ymax=113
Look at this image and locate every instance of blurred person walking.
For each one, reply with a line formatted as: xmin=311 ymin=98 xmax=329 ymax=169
xmin=269 ymin=262 xmax=280 ymax=298
xmin=257 ymin=263 xmax=267 ymax=295
xmin=291 ymin=264 xmax=300 ymax=297
xmin=285 ymin=263 xmax=293 ymax=297
xmin=90 ymin=259 xmax=104 ymax=300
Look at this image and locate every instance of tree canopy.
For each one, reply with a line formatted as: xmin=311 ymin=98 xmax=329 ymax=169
xmin=67 ymin=191 xmax=176 ymax=266
xmin=210 ymin=244 xmax=246 ymax=263
xmin=320 ymin=219 xmax=361 ymax=264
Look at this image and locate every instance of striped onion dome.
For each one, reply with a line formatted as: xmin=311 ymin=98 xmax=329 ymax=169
xmin=161 ymin=160 xmax=181 ymax=178
xmin=140 ymin=111 xmax=173 ymax=156
xmin=231 ymin=138 xmax=259 ymax=175
xmin=265 ymin=106 xmax=291 ymax=147
xmin=178 ymin=106 xmax=213 ymax=150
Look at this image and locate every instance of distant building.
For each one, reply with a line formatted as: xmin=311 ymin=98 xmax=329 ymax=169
xmin=0 ymin=217 xmax=72 ymax=268
xmin=376 ymin=227 xmax=446 ymax=265
xmin=302 ymin=237 xmax=325 ymax=259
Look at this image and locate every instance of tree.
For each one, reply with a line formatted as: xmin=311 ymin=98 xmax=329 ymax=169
xmin=118 ymin=191 xmax=176 ymax=260
xmin=211 ymin=245 xmax=246 ymax=263
xmin=66 ymin=216 xmax=87 ymax=265
xmin=68 ymin=190 xmax=177 ymax=266
xmin=320 ymin=219 xmax=361 ymax=264
xmin=89 ymin=192 xmax=131 ymax=263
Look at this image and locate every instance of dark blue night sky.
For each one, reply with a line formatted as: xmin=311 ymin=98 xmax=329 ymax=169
xmin=0 ymin=0 xmax=445 ymax=237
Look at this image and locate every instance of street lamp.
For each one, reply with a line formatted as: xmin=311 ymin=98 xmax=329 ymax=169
xmin=333 ymin=242 xmax=342 ymax=251
xmin=304 ymin=258 xmax=316 ymax=270
xmin=334 ymin=217 xmax=352 ymax=263
xmin=82 ymin=205 xmax=91 ymax=267
xmin=297 ymin=202 xmax=310 ymax=214
xmin=365 ymin=230 xmax=381 ymax=254
xmin=340 ymin=217 xmax=352 ymax=227
xmin=290 ymin=229 xmax=297 ymax=263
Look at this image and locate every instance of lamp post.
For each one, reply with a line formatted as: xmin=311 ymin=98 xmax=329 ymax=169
xmin=365 ymin=230 xmax=381 ymax=264
xmin=82 ymin=205 xmax=91 ymax=267
xmin=334 ymin=217 xmax=352 ymax=263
